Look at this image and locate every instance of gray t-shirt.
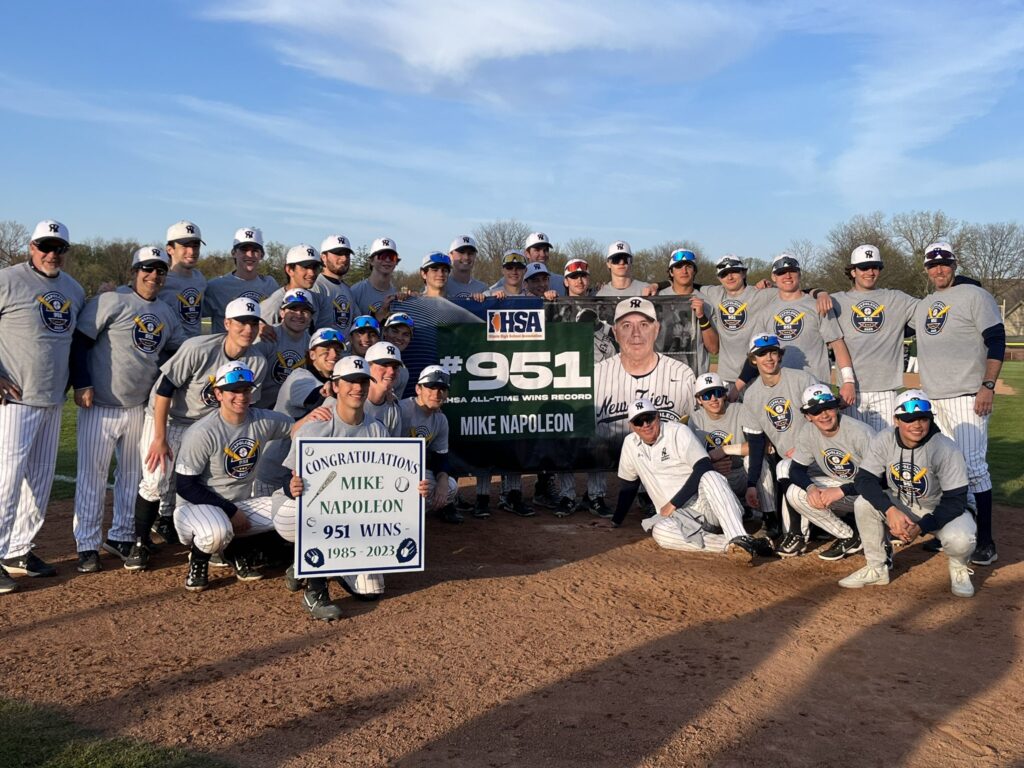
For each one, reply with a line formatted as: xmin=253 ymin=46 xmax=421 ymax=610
xmin=175 ymin=408 xmax=293 ymax=504
xmin=445 ymin=275 xmax=489 ymax=300
xmin=741 ymin=368 xmax=816 ymax=457
xmin=365 ymin=396 xmax=401 ymax=436
xmin=398 ymin=398 xmax=449 ymax=454
xmin=913 ymin=283 xmax=1002 ymax=399
xmin=701 ymin=284 xmax=773 ymax=382
xmin=690 ymin=403 xmax=746 ymax=470
xmin=757 ymin=293 xmax=843 ymax=383
xmin=78 ymin=286 xmax=187 ymax=408
xmin=0 ymin=263 xmax=85 ymax=406
xmin=257 ymin=366 xmax=329 ymax=490
xmin=153 ymin=334 xmax=268 ymax=424
xmin=791 ymin=414 xmax=877 ymax=485
xmin=202 ymin=273 xmax=280 ymax=333
xmin=860 ymin=429 xmax=969 ymax=514
xmin=252 ymin=326 xmax=310 ymax=409
xmin=596 ymin=280 xmax=651 ymax=297
xmin=351 ymin=279 xmax=396 ymax=317
xmin=831 ymin=288 xmax=918 ymax=391
xmin=311 ymin=274 xmax=356 ymax=330
xmin=159 ymin=269 xmax=207 ymax=339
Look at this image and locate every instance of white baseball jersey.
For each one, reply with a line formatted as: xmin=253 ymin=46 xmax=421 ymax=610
xmin=594 ymin=354 xmax=696 ymax=447
xmin=617 ymin=421 xmax=710 ymax=512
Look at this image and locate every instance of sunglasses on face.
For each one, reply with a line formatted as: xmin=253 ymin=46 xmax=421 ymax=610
xmin=631 ymin=412 xmax=658 ymax=427
xmin=421 ymin=383 xmax=449 ymax=391
xmin=34 ymin=240 xmax=70 ymax=255
xmin=699 ymin=389 xmax=727 ymax=401
xmin=375 ymin=252 xmax=399 ymax=263
xmin=503 ymin=263 xmax=525 ymax=270
xmin=138 ymin=265 xmax=168 ymax=275
xmin=565 ymin=272 xmax=588 ymax=279
xmin=608 ymin=255 xmax=631 ymax=265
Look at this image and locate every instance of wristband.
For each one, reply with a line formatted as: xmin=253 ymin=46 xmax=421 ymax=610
xmin=698 ymin=317 xmax=711 ymax=330
xmin=840 ymin=366 xmax=855 ymax=384
xmin=721 ymin=444 xmax=743 ymax=456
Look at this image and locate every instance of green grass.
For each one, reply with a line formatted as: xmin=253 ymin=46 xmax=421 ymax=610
xmin=989 ymin=360 xmax=1024 ymax=506
xmin=0 ymin=698 xmax=232 ymax=768
xmin=53 ymin=398 xmax=78 ymax=501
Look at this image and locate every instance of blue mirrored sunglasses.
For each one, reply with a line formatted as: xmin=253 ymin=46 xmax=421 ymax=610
xmin=220 ymin=369 xmax=255 ymax=386
xmin=809 ymin=390 xmax=837 ymax=404
xmin=897 ymin=397 xmax=932 ymax=414
xmin=670 ymin=250 xmax=696 ymax=264
xmin=312 ymin=329 xmax=346 ymax=345
xmin=699 ymin=388 xmax=727 ymax=401
xmin=351 ymin=316 xmax=381 ymax=332
xmin=385 ymin=313 xmax=414 ymax=329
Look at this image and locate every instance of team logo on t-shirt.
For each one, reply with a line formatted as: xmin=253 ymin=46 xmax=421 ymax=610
xmin=332 ymin=298 xmax=351 ymax=327
xmin=850 ymin=300 xmax=884 ymax=334
xmin=240 ymin=290 xmax=266 ymax=303
xmin=764 ymin=396 xmax=793 ymax=432
xmin=924 ymin=301 xmax=949 ymax=335
xmin=718 ymin=299 xmax=748 ymax=331
xmin=131 ymin=313 xmax=164 ymax=354
xmin=272 ymin=350 xmax=305 ymax=383
xmin=773 ymin=308 xmax=805 ymax=341
xmin=177 ymin=287 xmax=203 ymax=326
xmin=201 ymin=376 xmax=218 ymax=407
xmin=704 ymin=429 xmax=734 ymax=448
xmin=36 ymin=291 xmax=74 ymax=333
xmin=223 ymin=437 xmax=260 ymax=479
xmin=822 ymin=448 xmax=855 ymax=479
xmin=889 ymin=461 xmax=929 ymax=500
xmin=407 ymin=425 xmax=434 ymax=445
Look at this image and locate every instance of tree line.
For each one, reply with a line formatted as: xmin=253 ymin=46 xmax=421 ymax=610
xmin=3 ymin=211 xmax=1023 ymax=304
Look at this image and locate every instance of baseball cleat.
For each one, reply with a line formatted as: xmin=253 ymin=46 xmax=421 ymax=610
xmin=776 ymin=532 xmax=806 ymax=558
xmin=304 ymin=578 xmax=342 ymax=621
xmin=185 ymin=553 xmax=210 ymax=592
xmin=500 ymin=490 xmax=534 ymax=517
xmin=1 ymin=551 xmax=56 ymax=577
xmin=283 ymin=565 xmax=302 ymax=593
xmin=124 ymin=539 xmax=153 ymax=571
xmin=587 ymin=496 xmax=613 ymax=519
xmin=818 ymin=534 xmax=862 ymax=561
xmin=725 ymin=536 xmax=756 ymax=564
xmin=0 ymin=565 xmax=17 ymax=594
xmin=532 ymin=473 xmax=559 ymax=509
xmin=970 ymin=542 xmax=997 ymax=566
xmin=553 ymin=496 xmax=575 ymax=518
xmin=209 ymin=552 xmax=231 ymax=568
xmin=233 ymin=554 xmax=263 ymax=582
xmin=472 ymin=495 xmax=491 ymax=519
xmin=76 ymin=550 xmax=102 ymax=574
xmin=949 ymin=561 xmax=975 ymax=598
xmin=838 ymin=564 xmax=890 ymax=589
xmin=151 ymin=516 xmax=180 ymax=546
xmin=102 ymin=539 xmax=134 ymax=561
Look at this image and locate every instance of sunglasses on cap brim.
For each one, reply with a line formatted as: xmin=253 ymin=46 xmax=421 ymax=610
xmin=351 ymin=317 xmax=380 ymax=331
xmin=896 ymin=397 xmax=932 ymax=418
xmin=217 ymin=369 xmax=255 ymax=388
xmin=670 ymin=251 xmax=696 ymax=265
xmin=311 ymin=330 xmax=346 ymax=347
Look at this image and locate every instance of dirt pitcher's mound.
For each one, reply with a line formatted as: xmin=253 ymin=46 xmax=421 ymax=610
xmin=1 ymin=498 xmax=1022 ymax=767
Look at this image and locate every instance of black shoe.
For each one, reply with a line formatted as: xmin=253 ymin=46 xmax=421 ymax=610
xmin=763 ymin=511 xmax=783 ymax=540
xmin=101 ymin=539 xmax=134 ymax=561
xmin=1 ymin=551 xmax=56 ymax=577
xmin=303 ymin=578 xmax=342 ymax=621
xmin=283 ymin=565 xmax=302 ymax=593
xmin=776 ymin=532 xmax=806 ymax=558
xmin=76 ymin=550 xmax=101 ymax=573
xmin=185 ymin=552 xmax=210 ymax=592
xmin=971 ymin=542 xmax=998 ymax=566
xmin=472 ymin=494 xmax=491 ymax=519
xmin=500 ymin=490 xmax=535 ymax=517
xmin=454 ymin=495 xmax=474 ymax=513
xmin=922 ymin=537 xmax=943 ymax=553
xmin=124 ymin=539 xmax=153 ymax=571
xmin=209 ymin=552 xmax=232 ymax=568
xmin=0 ymin=565 xmax=16 ymax=594
xmin=588 ymin=496 xmax=613 ymax=519
xmin=818 ymin=534 xmax=862 ymax=561
xmin=151 ymin=516 xmax=180 ymax=545
xmin=533 ymin=473 xmax=559 ymax=509
xmin=554 ymin=496 xmax=575 ymax=518
xmin=726 ymin=535 xmax=776 ymax=562
xmin=233 ymin=553 xmax=263 ymax=582
xmin=438 ymin=503 xmax=464 ymax=524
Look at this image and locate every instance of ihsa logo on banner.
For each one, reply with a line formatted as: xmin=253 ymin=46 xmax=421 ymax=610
xmin=486 ymin=309 xmax=545 ymax=341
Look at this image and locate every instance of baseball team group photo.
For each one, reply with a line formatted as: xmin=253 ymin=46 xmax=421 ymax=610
xmin=4 ymin=3 xmax=1024 ymax=767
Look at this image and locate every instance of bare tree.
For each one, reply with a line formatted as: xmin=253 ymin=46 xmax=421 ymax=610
xmin=633 ymin=239 xmax=707 ymax=286
xmin=0 ymin=220 xmax=28 ymax=266
xmin=890 ymin=210 xmax=965 ymax=261
xmin=958 ymin=221 xmax=1024 ymax=299
xmin=472 ymin=219 xmax=532 ymax=265
xmin=814 ymin=212 xmax=918 ymax=294
xmin=555 ymin=237 xmax=605 ymax=284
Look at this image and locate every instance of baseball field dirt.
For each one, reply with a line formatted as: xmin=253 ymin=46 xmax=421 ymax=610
xmin=1 ymin=488 xmax=1022 ymax=767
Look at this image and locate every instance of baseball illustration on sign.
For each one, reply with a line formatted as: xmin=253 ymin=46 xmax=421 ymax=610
xmin=296 ymin=437 xmax=425 ymax=577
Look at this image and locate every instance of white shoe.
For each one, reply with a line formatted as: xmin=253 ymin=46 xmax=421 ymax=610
xmin=949 ymin=561 xmax=975 ymax=598
xmin=838 ymin=564 xmax=890 ymax=589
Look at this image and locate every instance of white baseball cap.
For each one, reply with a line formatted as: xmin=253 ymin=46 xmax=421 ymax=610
xmin=501 ymin=249 xmax=527 ymax=267
xmin=371 ymin=237 xmax=398 ymax=257
xmin=695 ymin=372 xmax=726 ymax=395
xmin=332 ymin=355 xmax=372 ymax=382
xmin=320 ymin=234 xmax=353 ymax=255
xmin=418 ymin=365 xmax=451 ymax=387
xmin=166 ymin=220 xmax=204 ymax=245
xmin=894 ymin=389 xmax=933 ymax=420
xmin=449 ymin=235 xmax=478 ymax=253
xmin=131 ymin=246 xmax=170 ymax=269
xmin=525 ymin=262 xmax=550 ymax=279
xmin=364 ymin=341 xmax=405 ymax=367
xmin=281 ymin=288 xmax=315 ymax=311
xmin=850 ymin=244 xmax=883 ymax=269
xmin=225 ymin=297 xmax=262 ymax=321
xmin=628 ymin=397 xmax=658 ymax=423
xmin=923 ymin=242 xmax=956 ymax=267
xmin=607 ymin=240 xmax=633 ymax=259
xmin=285 ymin=244 xmax=320 ymax=266
xmin=308 ymin=328 xmax=346 ymax=349
xmin=771 ymin=253 xmax=801 ymax=274
xmin=233 ymin=227 xmax=264 ymax=250
xmin=213 ymin=362 xmax=256 ymax=390
xmin=613 ymin=297 xmax=657 ymax=323
xmin=31 ymin=220 xmax=70 ymax=244
xmin=799 ymin=383 xmax=841 ymax=414
xmin=524 ymin=232 xmax=551 ymax=249
xmin=715 ymin=254 xmax=747 ymax=276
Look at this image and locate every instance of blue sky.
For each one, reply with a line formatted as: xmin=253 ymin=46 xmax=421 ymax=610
xmin=3 ymin=0 xmax=1024 ymax=263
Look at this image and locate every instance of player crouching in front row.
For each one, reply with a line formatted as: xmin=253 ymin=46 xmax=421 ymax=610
xmin=844 ymin=390 xmax=978 ymax=597
xmin=172 ymin=363 xmax=297 ymax=592
xmin=598 ymin=398 xmax=775 ymax=563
